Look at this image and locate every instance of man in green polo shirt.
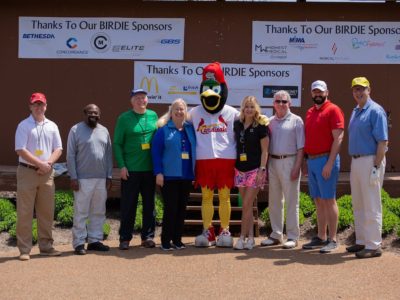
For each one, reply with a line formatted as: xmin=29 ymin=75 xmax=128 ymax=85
xmin=114 ymin=88 xmax=158 ymax=250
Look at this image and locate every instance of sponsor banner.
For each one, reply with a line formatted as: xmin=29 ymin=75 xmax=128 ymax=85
xmin=252 ymin=21 xmax=400 ymax=64
xmin=19 ymin=17 xmax=184 ymax=60
xmin=134 ymin=61 xmax=302 ymax=107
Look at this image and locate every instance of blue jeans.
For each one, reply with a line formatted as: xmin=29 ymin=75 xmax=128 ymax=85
xmin=119 ymin=171 xmax=155 ymax=242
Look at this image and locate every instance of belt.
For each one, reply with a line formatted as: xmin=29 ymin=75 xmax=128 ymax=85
xmin=307 ymin=152 xmax=330 ymax=160
xmin=352 ymin=154 xmax=370 ymax=159
xmin=19 ymin=162 xmax=39 ymax=171
xmin=269 ymin=154 xmax=296 ymax=159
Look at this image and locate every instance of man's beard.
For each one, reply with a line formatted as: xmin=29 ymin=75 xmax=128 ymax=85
xmin=87 ymin=117 xmax=99 ymax=128
xmin=312 ymin=96 xmax=327 ymax=105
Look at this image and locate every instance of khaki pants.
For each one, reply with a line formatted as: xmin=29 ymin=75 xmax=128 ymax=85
xmin=16 ymin=166 xmax=55 ymax=254
xmin=350 ymin=155 xmax=385 ymax=250
xmin=268 ymin=156 xmax=301 ymax=241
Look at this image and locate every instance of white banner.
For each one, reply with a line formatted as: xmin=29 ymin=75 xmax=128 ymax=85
xmin=252 ymin=21 xmax=400 ymax=64
xmin=19 ymin=17 xmax=184 ymax=60
xmin=134 ymin=61 xmax=302 ymax=107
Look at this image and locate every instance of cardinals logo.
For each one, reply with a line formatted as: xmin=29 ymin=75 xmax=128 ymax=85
xmin=197 ymin=116 xmax=228 ymax=134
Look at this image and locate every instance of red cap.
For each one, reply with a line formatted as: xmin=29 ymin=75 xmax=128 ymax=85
xmin=202 ymin=62 xmax=226 ymax=84
xmin=30 ymin=92 xmax=47 ymax=104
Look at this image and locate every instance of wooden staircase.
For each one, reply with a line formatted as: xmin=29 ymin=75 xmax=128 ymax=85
xmin=184 ymin=190 xmax=260 ymax=237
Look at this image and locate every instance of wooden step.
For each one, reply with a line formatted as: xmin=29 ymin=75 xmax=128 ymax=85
xmin=186 ymin=205 xmax=257 ymax=212
xmin=184 ymin=219 xmax=258 ymax=226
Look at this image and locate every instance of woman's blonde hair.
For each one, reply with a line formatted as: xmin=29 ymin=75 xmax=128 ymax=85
xmin=156 ymin=98 xmax=188 ymax=128
xmin=239 ymin=96 xmax=262 ymax=127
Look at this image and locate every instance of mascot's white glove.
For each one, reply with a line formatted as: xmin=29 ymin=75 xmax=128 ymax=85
xmin=369 ymin=166 xmax=380 ymax=186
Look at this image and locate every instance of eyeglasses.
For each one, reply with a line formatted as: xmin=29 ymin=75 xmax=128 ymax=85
xmin=274 ymin=100 xmax=288 ymax=104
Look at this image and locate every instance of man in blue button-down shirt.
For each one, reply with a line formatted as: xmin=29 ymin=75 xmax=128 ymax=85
xmin=348 ymin=77 xmax=388 ymax=259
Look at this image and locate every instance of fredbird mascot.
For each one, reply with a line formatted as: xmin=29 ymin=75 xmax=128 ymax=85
xmin=190 ymin=62 xmax=239 ymax=247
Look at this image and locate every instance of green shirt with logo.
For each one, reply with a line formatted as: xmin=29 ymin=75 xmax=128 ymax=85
xmin=113 ymin=109 xmax=158 ymax=172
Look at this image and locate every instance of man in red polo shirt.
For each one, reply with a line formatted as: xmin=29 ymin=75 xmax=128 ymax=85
xmin=302 ymin=80 xmax=344 ymax=253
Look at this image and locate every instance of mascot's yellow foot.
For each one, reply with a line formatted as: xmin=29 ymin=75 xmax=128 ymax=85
xmin=216 ymin=228 xmax=233 ymax=248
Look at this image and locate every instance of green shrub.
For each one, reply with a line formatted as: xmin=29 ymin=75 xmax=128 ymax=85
xmin=337 ymin=195 xmax=353 ymax=210
xmin=54 ymin=190 xmax=74 ymax=217
xmin=381 ymin=189 xmax=391 ymax=206
xmin=260 ymin=207 xmax=270 ymax=228
xmin=299 ymin=208 xmax=305 ymax=225
xmin=0 ymin=211 xmax=17 ymax=232
xmin=384 ymin=198 xmax=400 ymax=218
xmin=134 ymin=198 xmax=143 ymax=230
xmin=56 ymin=206 xmax=74 ymax=227
xmin=338 ymin=207 xmax=354 ymax=230
xmin=259 ymin=206 xmax=305 ymax=228
xmin=382 ymin=207 xmax=400 ymax=235
xmin=299 ymin=193 xmax=315 ymax=217
xmin=0 ymin=199 xmax=16 ymax=220
xmin=155 ymin=194 xmax=164 ymax=224
xmin=103 ymin=222 xmax=111 ymax=239
xmin=8 ymin=218 xmax=38 ymax=244
xmin=311 ymin=211 xmax=317 ymax=226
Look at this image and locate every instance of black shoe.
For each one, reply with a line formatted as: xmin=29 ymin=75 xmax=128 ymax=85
xmin=346 ymin=244 xmax=365 ymax=253
xmin=74 ymin=244 xmax=86 ymax=255
xmin=141 ymin=239 xmax=156 ymax=248
xmin=119 ymin=241 xmax=130 ymax=250
xmin=172 ymin=241 xmax=186 ymax=250
xmin=302 ymin=237 xmax=329 ymax=249
xmin=160 ymin=243 xmax=174 ymax=251
xmin=356 ymin=248 xmax=382 ymax=259
xmin=87 ymin=242 xmax=110 ymax=251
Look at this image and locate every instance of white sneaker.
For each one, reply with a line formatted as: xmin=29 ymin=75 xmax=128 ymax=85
xmin=234 ymin=238 xmax=245 ymax=250
xmin=244 ymin=238 xmax=255 ymax=250
xmin=282 ymin=239 xmax=298 ymax=249
xmin=194 ymin=228 xmax=216 ymax=247
xmin=260 ymin=237 xmax=281 ymax=247
xmin=216 ymin=229 xmax=233 ymax=248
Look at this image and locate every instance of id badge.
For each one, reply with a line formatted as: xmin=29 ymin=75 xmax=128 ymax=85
xmin=181 ymin=152 xmax=190 ymax=160
xmin=34 ymin=149 xmax=43 ymax=156
xmin=141 ymin=143 xmax=150 ymax=150
xmin=240 ymin=153 xmax=247 ymax=162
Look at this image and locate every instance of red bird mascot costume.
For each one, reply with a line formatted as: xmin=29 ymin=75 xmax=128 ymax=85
xmin=190 ymin=62 xmax=239 ymax=247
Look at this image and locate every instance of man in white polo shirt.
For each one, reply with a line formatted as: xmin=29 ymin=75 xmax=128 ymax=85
xmin=15 ymin=92 xmax=63 ymax=261
xmin=260 ymin=90 xmax=305 ymax=249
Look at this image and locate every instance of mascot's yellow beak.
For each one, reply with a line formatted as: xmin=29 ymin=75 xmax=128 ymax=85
xmin=200 ymin=89 xmax=221 ymax=111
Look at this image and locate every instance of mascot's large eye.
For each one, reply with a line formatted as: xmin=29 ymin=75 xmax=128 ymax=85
xmin=201 ymin=85 xmax=210 ymax=93
xmin=212 ymin=85 xmax=221 ymax=94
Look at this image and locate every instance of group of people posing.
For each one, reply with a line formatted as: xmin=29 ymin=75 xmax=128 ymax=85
xmin=14 ymin=68 xmax=388 ymax=261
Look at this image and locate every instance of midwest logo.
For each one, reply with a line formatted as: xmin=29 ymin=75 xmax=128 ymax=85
xmin=197 ymin=116 xmax=228 ymax=134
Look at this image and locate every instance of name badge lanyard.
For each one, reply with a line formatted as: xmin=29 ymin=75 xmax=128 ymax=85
xmin=181 ymin=131 xmax=190 ymax=160
xmin=239 ymin=125 xmax=247 ymax=162
xmin=133 ymin=113 xmax=150 ymax=150
xmin=35 ymin=121 xmax=45 ymax=157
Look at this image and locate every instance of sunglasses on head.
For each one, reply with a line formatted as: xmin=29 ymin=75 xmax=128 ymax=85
xmin=274 ymin=100 xmax=288 ymax=104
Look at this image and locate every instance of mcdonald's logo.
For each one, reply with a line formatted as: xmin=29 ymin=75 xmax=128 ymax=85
xmin=140 ymin=76 xmax=159 ymax=93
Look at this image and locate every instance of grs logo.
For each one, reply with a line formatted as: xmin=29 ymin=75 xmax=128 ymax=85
xmin=160 ymin=39 xmax=180 ymax=44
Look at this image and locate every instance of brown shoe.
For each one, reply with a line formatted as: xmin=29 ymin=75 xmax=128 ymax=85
xmin=346 ymin=244 xmax=365 ymax=253
xmin=141 ymin=239 xmax=156 ymax=248
xmin=356 ymin=248 xmax=382 ymax=259
xmin=40 ymin=248 xmax=62 ymax=256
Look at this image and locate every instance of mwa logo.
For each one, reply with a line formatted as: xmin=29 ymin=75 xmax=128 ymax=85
xmin=140 ymin=76 xmax=159 ymax=93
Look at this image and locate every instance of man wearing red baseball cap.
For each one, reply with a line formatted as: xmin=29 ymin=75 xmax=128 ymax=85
xmin=15 ymin=92 xmax=63 ymax=261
